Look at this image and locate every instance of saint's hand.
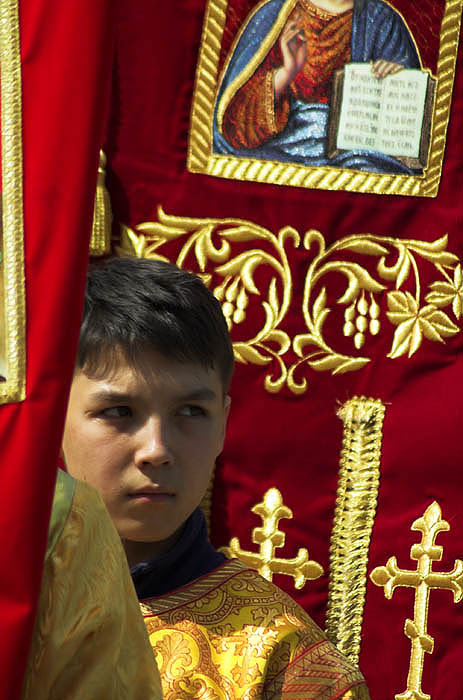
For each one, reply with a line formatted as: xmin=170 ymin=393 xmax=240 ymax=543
xmin=371 ymin=59 xmax=404 ymax=79
xmin=274 ymin=16 xmax=307 ymax=98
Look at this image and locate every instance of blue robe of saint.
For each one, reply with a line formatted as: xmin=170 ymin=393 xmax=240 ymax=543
xmin=213 ymin=0 xmax=421 ymax=174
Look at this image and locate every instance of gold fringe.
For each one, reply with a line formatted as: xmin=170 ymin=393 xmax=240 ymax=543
xmin=90 ymin=150 xmax=112 ymax=256
xmin=0 ymin=0 xmax=26 ymax=403
xmin=325 ymin=396 xmax=386 ymax=663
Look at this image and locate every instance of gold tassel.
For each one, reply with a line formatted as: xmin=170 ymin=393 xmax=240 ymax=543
xmin=89 ymin=150 xmax=112 ymax=256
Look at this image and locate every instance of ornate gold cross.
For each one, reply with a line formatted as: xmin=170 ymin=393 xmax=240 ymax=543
xmin=370 ymin=502 xmax=463 ymax=700
xmin=221 ymin=487 xmax=323 ymax=589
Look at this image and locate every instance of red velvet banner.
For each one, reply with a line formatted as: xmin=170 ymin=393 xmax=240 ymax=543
xmin=103 ymin=1 xmax=463 ymax=697
xmin=0 ymin=2 xmax=113 ymax=696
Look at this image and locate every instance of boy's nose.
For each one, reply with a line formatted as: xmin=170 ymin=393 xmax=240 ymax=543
xmin=134 ymin=418 xmax=173 ymax=468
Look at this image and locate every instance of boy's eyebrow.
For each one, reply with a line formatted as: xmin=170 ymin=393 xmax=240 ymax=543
xmin=89 ymin=390 xmax=135 ymax=404
xmin=178 ymin=388 xmax=218 ymax=402
xmin=89 ymin=387 xmax=218 ymax=403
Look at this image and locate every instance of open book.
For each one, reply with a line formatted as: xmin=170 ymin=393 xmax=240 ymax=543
xmin=327 ymin=63 xmax=436 ymax=169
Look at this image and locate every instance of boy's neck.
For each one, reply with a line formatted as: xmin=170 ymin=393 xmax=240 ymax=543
xmin=123 ymin=526 xmax=184 ymax=568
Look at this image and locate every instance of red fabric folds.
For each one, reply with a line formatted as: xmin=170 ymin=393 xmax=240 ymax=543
xmin=0 ymin=2 xmax=114 ymax=697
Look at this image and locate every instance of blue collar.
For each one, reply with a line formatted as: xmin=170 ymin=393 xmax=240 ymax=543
xmin=131 ymin=507 xmax=226 ymax=600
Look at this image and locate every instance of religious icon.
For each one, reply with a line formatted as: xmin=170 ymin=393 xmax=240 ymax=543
xmin=189 ymin=0 xmax=455 ymax=195
xmin=213 ymin=0 xmax=431 ymax=174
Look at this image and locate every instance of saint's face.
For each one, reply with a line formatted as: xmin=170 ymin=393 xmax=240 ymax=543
xmin=62 ymin=349 xmax=230 ymax=563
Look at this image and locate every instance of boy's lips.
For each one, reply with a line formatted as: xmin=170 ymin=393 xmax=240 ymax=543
xmin=128 ymin=486 xmax=175 ymax=500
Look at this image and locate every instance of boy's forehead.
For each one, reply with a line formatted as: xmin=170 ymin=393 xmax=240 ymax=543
xmin=75 ymin=347 xmax=223 ymax=396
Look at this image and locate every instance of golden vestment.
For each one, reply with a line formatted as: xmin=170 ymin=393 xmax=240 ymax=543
xmin=141 ymin=558 xmax=370 ymax=699
xmin=22 ymin=470 xmax=162 ymax=700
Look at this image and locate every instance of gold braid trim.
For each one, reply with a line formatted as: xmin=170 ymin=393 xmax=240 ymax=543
xmin=0 ymin=0 xmax=26 ymax=403
xmin=325 ymin=396 xmax=386 ymax=663
xmin=188 ymin=0 xmax=462 ymax=197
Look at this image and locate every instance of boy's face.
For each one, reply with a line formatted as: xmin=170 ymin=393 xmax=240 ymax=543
xmin=62 ymin=348 xmax=230 ymax=561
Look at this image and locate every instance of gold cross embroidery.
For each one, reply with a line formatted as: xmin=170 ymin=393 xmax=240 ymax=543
xmin=221 ymin=487 xmax=323 ymax=589
xmin=370 ymin=502 xmax=463 ymax=700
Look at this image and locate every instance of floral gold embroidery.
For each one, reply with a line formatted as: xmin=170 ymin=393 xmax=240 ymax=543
xmin=118 ymin=211 xmax=462 ymax=395
xmin=220 ymin=487 xmax=323 ymax=589
xmin=370 ymin=502 xmax=463 ymax=700
xmin=292 ymin=232 xmax=460 ymax=388
xmin=326 ymin=397 xmax=385 ymax=665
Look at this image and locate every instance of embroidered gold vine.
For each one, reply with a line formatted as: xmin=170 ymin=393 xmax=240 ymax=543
xmin=370 ymin=502 xmax=463 ymax=700
xmin=326 ymin=397 xmax=385 ymax=665
xmin=220 ymin=487 xmax=323 ymax=589
xmin=291 ymin=230 xmax=460 ymax=393
xmin=118 ymin=211 xmax=461 ymax=395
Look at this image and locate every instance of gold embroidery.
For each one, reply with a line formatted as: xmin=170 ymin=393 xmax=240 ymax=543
xmin=118 ymin=211 xmax=462 ymax=394
xmin=0 ymin=0 xmax=26 ymax=403
xmin=370 ymin=502 xmax=463 ymax=700
xmin=188 ymin=0 xmax=462 ymax=197
xmin=141 ymin=561 xmax=367 ymax=700
xmin=90 ymin=150 xmax=112 ymax=256
xmin=221 ymin=487 xmax=323 ymax=589
xmin=326 ymin=397 xmax=385 ymax=664
xmin=292 ymin=231 xmax=460 ymax=390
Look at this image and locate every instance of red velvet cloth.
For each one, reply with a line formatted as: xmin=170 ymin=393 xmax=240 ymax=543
xmin=0 ymin=2 xmax=113 ymax=697
xmin=104 ymin=1 xmax=463 ymax=697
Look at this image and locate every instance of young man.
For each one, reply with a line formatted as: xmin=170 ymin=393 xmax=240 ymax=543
xmin=63 ymin=257 xmax=370 ymax=699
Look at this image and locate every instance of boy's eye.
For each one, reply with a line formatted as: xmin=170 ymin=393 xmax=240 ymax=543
xmin=101 ymin=406 xmax=132 ymax=418
xmin=177 ymin=405 xmax=206 ymax=417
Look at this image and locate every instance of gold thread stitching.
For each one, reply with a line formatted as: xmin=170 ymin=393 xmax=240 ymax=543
xmin=370 ymin=502 xmax=463 ymax=700
xmin=188 ymin=0 xmax=462 ymax=197
xmin=220 ymin=487 xmax=324 ymax=589
xmin=117 ymin=212 xmax=462 ymax=394
xmin=0 ymin=0 xmax=26 ymax=403
xmin=325 ymin=396 xmax=386 ymax=664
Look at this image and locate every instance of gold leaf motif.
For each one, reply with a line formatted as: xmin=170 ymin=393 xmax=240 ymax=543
xmin=387 ymin=291 xmax=459 ymax=358
xmin=118 ymin=211 xmax=463 ymax=395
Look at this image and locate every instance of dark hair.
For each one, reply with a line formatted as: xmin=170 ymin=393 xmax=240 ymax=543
xmin=77 ymin=257 xmax=234 ymax=391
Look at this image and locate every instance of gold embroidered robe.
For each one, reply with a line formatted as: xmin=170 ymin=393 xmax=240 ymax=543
xmin=22 ymin=470 xmax=162 ymax=700
xmin=141 ymin=558 xmax=370 ymax=699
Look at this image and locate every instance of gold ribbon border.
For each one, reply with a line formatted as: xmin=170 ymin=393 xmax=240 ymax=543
xmin=188 ymin=0 xmax=462 ymax=197
xmin=0 ymin=0 xmax=26 ymax=403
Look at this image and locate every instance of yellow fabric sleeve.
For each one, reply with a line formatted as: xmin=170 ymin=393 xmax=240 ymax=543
xmin=22 ymin=478 xmax=162 ymax=700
